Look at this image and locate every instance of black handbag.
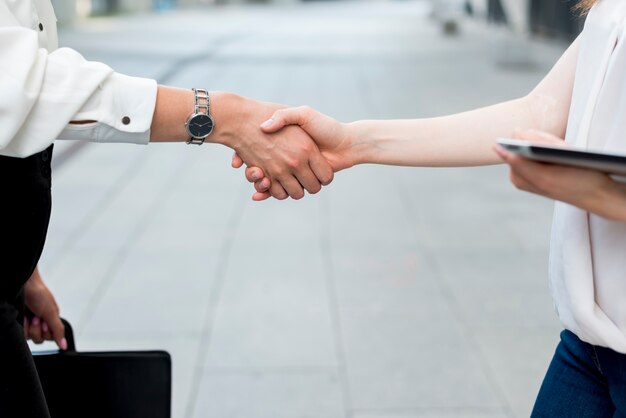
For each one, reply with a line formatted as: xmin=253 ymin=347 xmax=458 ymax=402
xmin=32 ymin=319 xmax=171 ymax=418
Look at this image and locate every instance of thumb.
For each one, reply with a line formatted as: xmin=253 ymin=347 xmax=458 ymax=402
xmin=260 ymin=106 xmax=313 ymax=133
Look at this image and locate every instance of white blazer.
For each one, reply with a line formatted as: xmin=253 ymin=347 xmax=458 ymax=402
xmin=0 ymin=0 xmax=157 ymax=157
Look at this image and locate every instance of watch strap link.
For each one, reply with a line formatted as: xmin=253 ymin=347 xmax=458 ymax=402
xmin=187 ymin=88 xmax=211 ymax=145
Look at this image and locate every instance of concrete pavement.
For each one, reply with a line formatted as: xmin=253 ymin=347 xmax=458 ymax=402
xmin=37 ymin=2 xmax=569 ymax=417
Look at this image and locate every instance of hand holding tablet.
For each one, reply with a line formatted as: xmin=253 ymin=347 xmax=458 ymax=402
xmin=497 ymin=138 xmax=626 ymax=180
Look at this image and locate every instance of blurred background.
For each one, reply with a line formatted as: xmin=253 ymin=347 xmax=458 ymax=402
xmin=51 ymin=0 xmax=585 ymax=39
xmin=38 ymin=0 xmax=584 ymax=417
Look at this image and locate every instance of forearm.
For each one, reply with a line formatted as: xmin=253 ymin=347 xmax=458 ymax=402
xmin=149 ymin=86 xmax=273 ymax=147
xmin=149 ymin=86 xmax=194 ymax=142
xmin=347 ymin=96 xmax=538 ymax=167
xmin=345 ymin=38 xmax=579 ymax=168
xmin=586 ymin=181 xmax=626 ymax=222
xmin=24 ymin=266 xmax=43 ymax=289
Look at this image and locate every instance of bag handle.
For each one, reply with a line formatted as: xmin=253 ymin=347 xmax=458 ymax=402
xmin=60 ymin=318 xmax=76 ymax=352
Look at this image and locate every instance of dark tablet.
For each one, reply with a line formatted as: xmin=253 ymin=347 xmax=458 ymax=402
xmin=497 ymin=138 xmax=626 ymax=177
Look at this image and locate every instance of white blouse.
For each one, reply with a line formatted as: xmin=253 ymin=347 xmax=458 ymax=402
xmin=551 ymin=0 xmax=626 ymax=353
xmin=0 ymin=0 xmax=157 ymax=158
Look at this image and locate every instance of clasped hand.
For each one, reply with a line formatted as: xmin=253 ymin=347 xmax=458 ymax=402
xmin=232 ymin=106 xmax=354 ymax=201
xmin=222 ymin=98 xmax=341 ymax=200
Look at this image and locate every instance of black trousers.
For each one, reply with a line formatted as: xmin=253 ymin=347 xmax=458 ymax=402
xmin=0 ymin=145 xmax=54 ymax=418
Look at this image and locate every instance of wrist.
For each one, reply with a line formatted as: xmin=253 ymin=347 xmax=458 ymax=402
xmin=207 ymin=91 xmax=249 ymax=148
xmin=344 ymin=121 xmax=374 ymax=166
xmin=598 ymin=181 xmax=626 ymax=222
xmin=24 ymin=268 xmax=44 ymax=290
xmin=150 ymin=86 xmax=194 ymax=142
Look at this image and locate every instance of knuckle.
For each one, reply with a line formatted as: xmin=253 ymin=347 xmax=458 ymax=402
xmin=272 ymin=186 xmax=287 ymax=200
xmin=273 ymin=111 xmax=284 ymax=122
xmin=302 ymin=141 xmax=314 ymax=153
xmin=303 ymin=106 xmax=315 ymax=120
xmin=287 ymin=158 xmax=300 ymax=170
xmin=273 ymin=167 xmax=288 ymax=178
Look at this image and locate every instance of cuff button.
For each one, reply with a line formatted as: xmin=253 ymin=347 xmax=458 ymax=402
xmin=122 ymin=116 xmax=131 ymax=125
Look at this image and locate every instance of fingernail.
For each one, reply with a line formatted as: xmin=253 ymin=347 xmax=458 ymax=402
xmin=60 ymin=338 xmax=68 ymax=351
xmin=251 ymin=173 xmax=260 ymax=181
xmin=42 ymin=322 xmax=49 ymax=333
xmin=32 ymin=317 xmax=40 ymax=326
xmin=260 ymin=118 xmax=273 ymax=128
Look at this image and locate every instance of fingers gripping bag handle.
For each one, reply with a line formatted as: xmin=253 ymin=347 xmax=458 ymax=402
xmin=59 ymin=318 xmax=76 ymax=351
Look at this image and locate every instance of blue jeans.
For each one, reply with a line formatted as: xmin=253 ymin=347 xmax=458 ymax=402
xmin=532 ymin=330 xmax=626 ymax=417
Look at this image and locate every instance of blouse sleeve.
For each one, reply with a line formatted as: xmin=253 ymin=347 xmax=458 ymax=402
xmin=0 ymin=3 xmax=157 ymax=158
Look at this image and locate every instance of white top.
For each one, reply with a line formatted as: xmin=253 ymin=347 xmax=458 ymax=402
xmin=551 ymin=0 xmax=626 ymax=353
xmin=0 ymin=0 xmax=157 ymax=158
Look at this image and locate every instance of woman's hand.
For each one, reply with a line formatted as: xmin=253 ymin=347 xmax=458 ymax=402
xmin=494 ymin=130 xmax=626 ymax=222
xmin=23 ymin=267 xmax=67 ymax=350
xmin=233 ymin=106 xmax=356 ymax=201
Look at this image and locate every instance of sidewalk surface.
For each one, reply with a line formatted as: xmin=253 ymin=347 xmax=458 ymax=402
xmin=39 ymin=2 xmax=568 ymax=417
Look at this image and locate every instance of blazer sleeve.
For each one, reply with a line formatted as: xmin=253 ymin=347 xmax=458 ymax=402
xmin=0 ymin=4 xmax=157 ymax=157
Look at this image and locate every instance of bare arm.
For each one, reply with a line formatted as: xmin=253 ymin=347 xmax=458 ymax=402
xmin=345 ymin=37 xmax=579 ymax=167
xmin=348 ymin=98 xmax=537 ymax=167
xmin=248 ymin=36 xmax=626 ymax=223
xmin=257 ymin=37 xmax=580 ymax=171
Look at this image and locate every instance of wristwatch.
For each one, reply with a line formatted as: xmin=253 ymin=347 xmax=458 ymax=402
xmin=185 ymin=88 xmax=214 ymax=145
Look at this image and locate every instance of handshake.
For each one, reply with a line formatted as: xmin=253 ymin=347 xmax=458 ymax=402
xmin=210 ymin=93 xmax=356 ymax=202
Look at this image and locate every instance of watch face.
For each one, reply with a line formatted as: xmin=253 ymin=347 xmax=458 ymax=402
xmin=187 ymin=114 xmax=214 ymax=139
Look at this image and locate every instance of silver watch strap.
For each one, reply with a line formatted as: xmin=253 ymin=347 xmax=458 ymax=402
xmin=187 ymin=88 xmax=211 ymax=145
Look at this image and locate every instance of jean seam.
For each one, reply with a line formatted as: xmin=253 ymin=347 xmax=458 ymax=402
xmin=591 ymin=346 xmax=604 ymax=375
